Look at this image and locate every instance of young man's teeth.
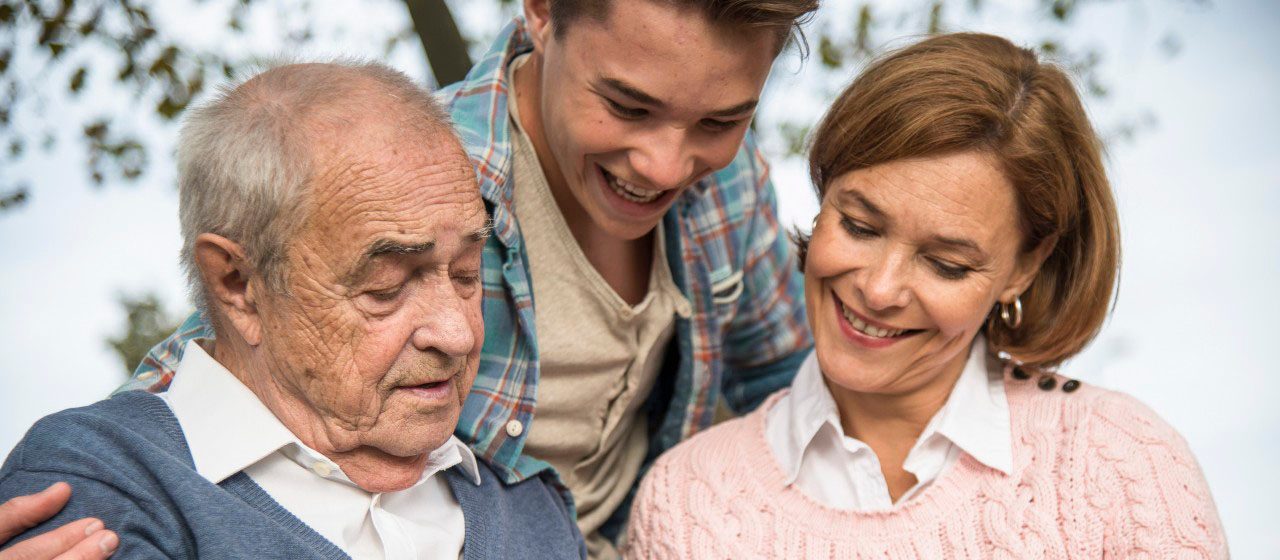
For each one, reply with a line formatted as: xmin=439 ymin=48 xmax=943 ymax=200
xmin=608 ymin=173 xmax=661 ymax=203
xmin=841 ymin=304 xmax=904 ymax=338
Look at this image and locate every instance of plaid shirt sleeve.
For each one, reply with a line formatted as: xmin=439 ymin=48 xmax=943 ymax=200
xmin=118 ymin=310 xmax=213 ymax=394
xmin=717 ymin=137 xmax=813 ymax=413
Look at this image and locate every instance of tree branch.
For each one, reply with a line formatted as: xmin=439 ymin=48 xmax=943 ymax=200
xmin=403 ymin=0 xmax=472 ymax=87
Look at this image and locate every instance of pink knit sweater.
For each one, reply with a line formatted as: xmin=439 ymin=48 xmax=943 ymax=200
xmin=627 ymin=378 xmax=1227 ymax=559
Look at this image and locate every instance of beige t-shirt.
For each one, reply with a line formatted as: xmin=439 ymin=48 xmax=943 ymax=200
xmin=507 ymin=54 xmax=691 ymax=560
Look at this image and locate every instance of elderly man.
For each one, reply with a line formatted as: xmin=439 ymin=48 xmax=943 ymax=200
xmin=0 ymin=61 xmax=584 ymax=559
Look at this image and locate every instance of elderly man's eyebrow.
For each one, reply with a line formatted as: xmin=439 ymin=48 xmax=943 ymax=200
xmin=344 ymin=239 xmax=435 ymax=284
xmin=467 ymin=217 xmax=495 ymax=244
xmin=367 ymin=239 xmax=435 ymax=258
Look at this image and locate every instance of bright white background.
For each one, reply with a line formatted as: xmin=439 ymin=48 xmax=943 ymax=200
xmin=1 ymin=0 xmax=1276 ymax=556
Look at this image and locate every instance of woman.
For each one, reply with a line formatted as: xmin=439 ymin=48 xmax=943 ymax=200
xmin=626 ymin=33 xmax=1227 ymax=559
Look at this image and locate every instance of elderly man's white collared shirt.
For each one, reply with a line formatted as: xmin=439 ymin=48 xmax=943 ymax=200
xmin=159 ymin=341 xmax=480 ymax=560
xmin=765 ymin=338 xmax=1013 ymax=511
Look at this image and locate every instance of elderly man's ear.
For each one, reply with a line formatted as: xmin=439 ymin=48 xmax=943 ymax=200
xmin=193 ymin=233 xmax=264 ymax=347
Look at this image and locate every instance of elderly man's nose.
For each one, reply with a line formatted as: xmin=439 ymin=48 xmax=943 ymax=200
xmin=410 ymin=296 xmax=475 ymax=357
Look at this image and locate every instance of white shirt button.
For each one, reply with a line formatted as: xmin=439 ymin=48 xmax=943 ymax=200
xmin=311 ymin=461 xmax=333 ymax=477
xmin=505 ymin=419 xmax=524 ymax=438
xmin=675 ymin=300 xmax=693 ymax=318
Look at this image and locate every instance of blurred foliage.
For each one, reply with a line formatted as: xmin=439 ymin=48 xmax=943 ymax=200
xmin=0 ymin=0 xmax=247 ymax=212
xmin=0 ymin=0 xmax=1201 ymax=213
xmin=105 ymin=292 xmax=181 ymax=376
xmin=773 ymin=0 xmax=1203 ymax=157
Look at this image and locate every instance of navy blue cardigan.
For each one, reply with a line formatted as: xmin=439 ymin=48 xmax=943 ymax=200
xmin=0 ymin=392 xmax=585 ymax=559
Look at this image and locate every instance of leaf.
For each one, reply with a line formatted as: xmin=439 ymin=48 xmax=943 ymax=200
xmin=928 ymin=2 xmax=943 ymax=34
xmin=0 ymin=187 xmax=29 ymax=212
xmin=0 ymin=4 xmax=14 ymax=24
xmin=0 ymin=49 xmax=10 ymax=74
xmin=818 ymin=35 xmax=843 ymax=69
xmin=69 ymin=65 xmax=87 ymax=93
xmin=854 ymin=5 xmax=873 ymax=56
xmin=1051 ymin=0 xmax=1072 ymax=21
xmin=84 ymin=120 xmax=107 ymax=139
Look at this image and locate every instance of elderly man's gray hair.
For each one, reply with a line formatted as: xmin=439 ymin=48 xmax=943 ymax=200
xmin=176 ymin=59 xmax=454 ymax=313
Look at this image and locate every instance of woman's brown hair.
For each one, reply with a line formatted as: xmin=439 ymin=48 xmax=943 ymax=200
xmin=803 ymin=33 xmax=1121 ymax=369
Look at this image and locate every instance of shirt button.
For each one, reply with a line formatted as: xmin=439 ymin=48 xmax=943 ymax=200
xmin=311 ymin=461 xmax=333 ymax=477
xmin=505 ymin=419 xmax=524 ymax=438
xmin=675 ymin=301 xmax=692 ymax=318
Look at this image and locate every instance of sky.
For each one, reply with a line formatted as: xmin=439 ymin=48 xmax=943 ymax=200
xmin=1 ymin=0 xmax=1277 ymax=556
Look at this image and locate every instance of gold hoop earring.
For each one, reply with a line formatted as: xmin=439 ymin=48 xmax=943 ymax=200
xmin=1000 ymin=296 xmax=1023 ymax=329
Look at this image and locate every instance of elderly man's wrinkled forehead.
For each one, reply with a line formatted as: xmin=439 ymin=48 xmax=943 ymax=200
xmin=234 ymin=64 xmax=456 ymax=161
xmin=236 ymin=64 xmax=476 ymax=219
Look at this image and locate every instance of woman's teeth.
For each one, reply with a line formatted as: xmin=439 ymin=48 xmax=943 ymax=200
xmin=606 ymin=172 xmax=662 ymax=203
xmin=841 ymin=303 xmax=905 ymax=338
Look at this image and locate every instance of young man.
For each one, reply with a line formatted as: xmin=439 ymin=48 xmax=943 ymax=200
xmin=120 ymin=0 xmax=817 ymax=557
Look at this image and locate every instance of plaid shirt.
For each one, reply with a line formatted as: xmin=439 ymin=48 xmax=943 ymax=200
xmin=125 ymin=17 xmax=811 ymax=511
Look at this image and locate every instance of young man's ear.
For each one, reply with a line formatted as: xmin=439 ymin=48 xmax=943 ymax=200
xmin=523 ymin=0 xmax=554 ymax=52
xmin=193 ymin=233 xmax=263 ymax=346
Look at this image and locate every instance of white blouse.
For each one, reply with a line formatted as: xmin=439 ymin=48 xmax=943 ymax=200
xmin=764 ymin=337 xmax=1013 ymax=510
xmin=160 ymin=341 xmax=480 ymax=560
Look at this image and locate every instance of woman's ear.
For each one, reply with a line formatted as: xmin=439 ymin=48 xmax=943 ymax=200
xmin=1001 ymin=234 xmax=1057 ymax=302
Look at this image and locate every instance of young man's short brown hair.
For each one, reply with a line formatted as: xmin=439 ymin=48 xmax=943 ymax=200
xmin=802 ymin=33 xmax=1121 ymax=369
xmin=549 ymin=0 xmax=818 ymax=54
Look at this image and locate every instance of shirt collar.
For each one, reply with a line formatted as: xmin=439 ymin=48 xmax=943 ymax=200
xmin=165 ymin=341 xmax=484 ymax=487
xmin=773 ymin=336 xmax=1012 ymax=484
xmin=772 ymin=350 xmax=847 ymax=485
xmin=163 ymin=340 xmax=297 ymax=484
xmin=928 ymin=336 xmax=1013 ymax=475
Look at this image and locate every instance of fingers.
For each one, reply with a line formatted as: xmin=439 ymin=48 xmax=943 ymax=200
xmin=0 ymin=518 xmax=117 ymax=560
xmin=0 ymin=483 xmax=73 ymax=543
xmin=53 ymin=528 xmax=119 ymax=560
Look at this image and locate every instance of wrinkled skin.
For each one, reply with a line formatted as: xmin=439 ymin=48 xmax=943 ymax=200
xmin=205 ymin=96 xmax=489 ymax=493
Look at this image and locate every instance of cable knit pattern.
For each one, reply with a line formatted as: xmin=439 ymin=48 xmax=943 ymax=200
xmin=627 ymin=378 xmax=1228 ymax=559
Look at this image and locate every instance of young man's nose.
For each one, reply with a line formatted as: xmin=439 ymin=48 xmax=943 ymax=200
xmin=629 ymin=128 xmax=696 ymax=191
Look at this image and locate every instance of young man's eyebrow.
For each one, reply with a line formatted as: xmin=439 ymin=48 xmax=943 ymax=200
xmin=600 ymin=77 xmax=665 ymax=108
xmin=705 ymin=99 xmax=758 ymax=119
xmin=599 ymin=76 xmax=757 ymax=118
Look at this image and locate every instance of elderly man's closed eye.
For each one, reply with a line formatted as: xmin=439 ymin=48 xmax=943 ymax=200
xmin=0 ymin=61 xmax=584 ymax=560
